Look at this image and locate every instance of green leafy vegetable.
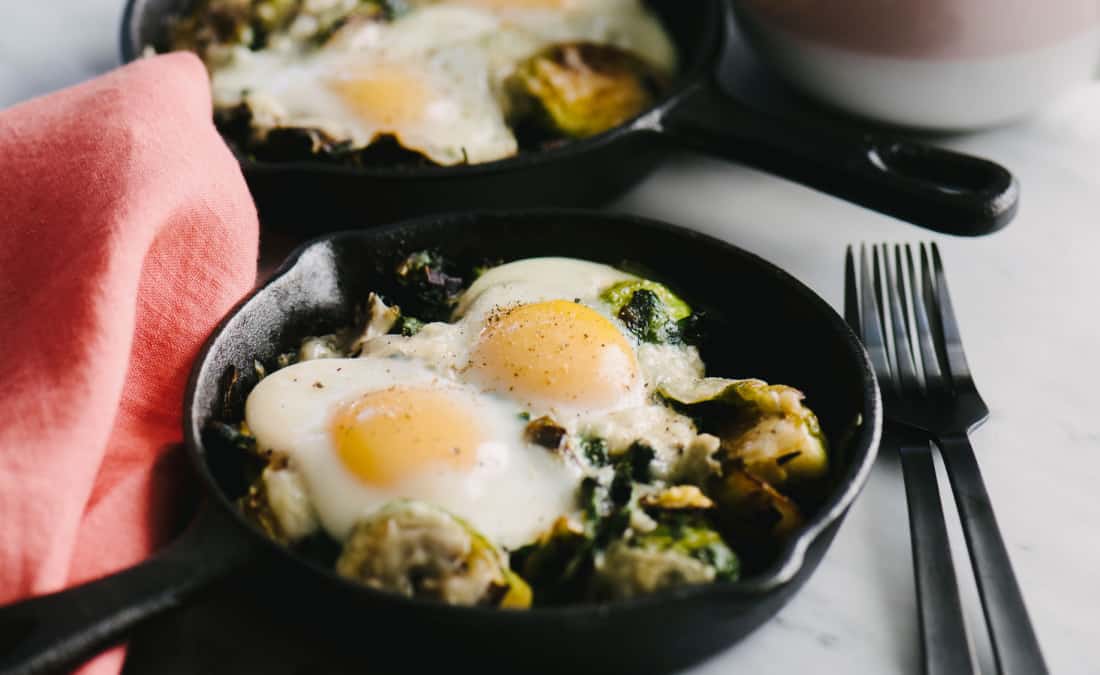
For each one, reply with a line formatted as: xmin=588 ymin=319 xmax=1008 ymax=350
xmin=579 ymin=436 xmax=609 ymax=467
xmin=394 ymin=250 xmax=465 ymax=322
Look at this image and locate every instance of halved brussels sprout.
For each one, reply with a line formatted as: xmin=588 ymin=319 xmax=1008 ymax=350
xmin=335 ymin=500 xmax=531 ymax=608
xmin=505 ymin=42 xmax=668 ymax=140
xmin=593 ymin=513 xmax=739 ymax=600
xmin=601 ymin=279 xmax=691 ymax=322
xmin=660 ymin=378 xmax=828 ymax=488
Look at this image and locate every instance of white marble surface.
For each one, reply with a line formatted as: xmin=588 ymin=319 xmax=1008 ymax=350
xmin=3 ymin=2 xmax=1099 ymax=674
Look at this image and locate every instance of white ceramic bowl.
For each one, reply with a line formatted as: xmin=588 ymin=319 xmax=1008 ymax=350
xmin=736 ymin=0 xmax=1100 ymax=130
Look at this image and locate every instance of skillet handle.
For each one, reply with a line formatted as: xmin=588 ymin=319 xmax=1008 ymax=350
xmin=658 ymin=81 xmax=1019 ymax=236
xmin=0 ymin=503 xmax=259 ymax=675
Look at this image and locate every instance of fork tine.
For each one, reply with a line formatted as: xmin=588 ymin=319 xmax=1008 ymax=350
xmin=844 ymin=246 xmax=859 ymax=333
xmin=871 ymin=246 xmax=888 ymax=349
xmin=859 ymin=245 xmax=893 ymax=389
xmin=906 ymin=244 xmax=946 ymax=395
xmin=929 ymin=243 xmax=976 ymax=389
xmin=919 ymin=244 xmax=947 ymax=371
xmin=882 ymin=244 xmax=921 ymax=395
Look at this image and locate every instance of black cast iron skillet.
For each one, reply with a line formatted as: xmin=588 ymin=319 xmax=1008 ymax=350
xmin=120 ymin=0 xmax=1018 ymax=236
xmin=0 ymin=211 xmax=881 ymax=675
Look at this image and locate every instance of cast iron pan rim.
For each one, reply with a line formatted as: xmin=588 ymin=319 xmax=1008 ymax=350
xmin=119 ymin=0 xmax=726 ymax=179
xmin=184 ymin=208 xmax=882 ymax=620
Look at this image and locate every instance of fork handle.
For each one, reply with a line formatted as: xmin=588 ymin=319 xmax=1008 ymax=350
xmin=899 ymin=443 xmax=977 ymax=675
xmin=937 ymin=434 xmax=1049 ymax=675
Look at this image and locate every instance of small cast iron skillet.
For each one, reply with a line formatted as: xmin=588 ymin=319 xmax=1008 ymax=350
xmin=120 ymin=0 xmax=1018 ymax=236
xmin=0 ymin=211 xmax=881 ymax=675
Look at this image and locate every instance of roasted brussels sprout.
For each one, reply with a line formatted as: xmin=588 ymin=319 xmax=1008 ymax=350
xmin=660 ymin=378 xmax=829 ymax=488
xmin=336 ymin=501 xmax=531 ymax=608
xmin=708 ymin=466 xmax=803 ymax=546
xmin=599 ymin=279 xmax=694 ymax=344
xmin=593 ymin=513 xmax=739 ymax=600
xmin=601 ymin=279 xmax=691 ymax=322
xmin=505 ymin=42 xmax=668 ymax=140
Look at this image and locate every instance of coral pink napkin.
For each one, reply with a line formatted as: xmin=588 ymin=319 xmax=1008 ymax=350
xmin=0 ymin=53 xmax=258 ymax=673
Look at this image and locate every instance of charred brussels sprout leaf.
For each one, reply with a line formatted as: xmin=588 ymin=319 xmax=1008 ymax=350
xmin=618 ymin=289 xmax=679 ymax=343
xmin=394 ymin=250 xmax=465 ymax=321
xmin=524 ymin=416 xmax=567 ymax=450
xmin=506 ymin=42 xmax=668 ymax=140
xmin=709 ymin=466 xmax=804 ymax=548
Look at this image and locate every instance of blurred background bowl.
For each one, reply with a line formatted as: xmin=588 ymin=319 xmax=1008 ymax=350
xmin=735 ymin=0 xmax=1100 ymax=130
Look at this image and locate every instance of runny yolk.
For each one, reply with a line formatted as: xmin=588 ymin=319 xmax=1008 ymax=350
xmin=468 ymin=299 xmax=639 ymax=410
xmin=448 ymin=0 xmax=576 ymax=9
xmin=329 ymin=67 xmax=432 ymax=130
xmin=332 ymin=387 xmax=482 ymax=486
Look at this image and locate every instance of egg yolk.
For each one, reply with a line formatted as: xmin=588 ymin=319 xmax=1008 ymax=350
xmin=450 ymin=0 xmax=576 ymax=9
xmin=332 ymin=387 xmax=482 ymax=486
xmin=329 ymin=67 xmax=432 ymax=130
xmin=468 ymin=299 xmax=639 ymax=409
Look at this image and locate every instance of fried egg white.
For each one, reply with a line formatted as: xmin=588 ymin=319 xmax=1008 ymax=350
xmin=245 ymin=356 xmax=580 ymax=548
xmin=210 ymin=0 xmax=675 ymax=165
xmin=362 ymin=258 xmax=649 ymax=416
xmin=358 ymin=258 xmax=716 ymax=476
xmin=213 ymin=6 xmax=517 ymax=165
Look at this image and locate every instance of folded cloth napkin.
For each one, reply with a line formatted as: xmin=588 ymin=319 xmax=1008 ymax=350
xmin=0 ymin=53 xmax=258 ymax=673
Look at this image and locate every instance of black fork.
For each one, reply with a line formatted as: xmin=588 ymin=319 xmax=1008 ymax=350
xmin=852 ymin=243 xmax=1047 ymax=675
xmin=846 ymin=247 xmax=975 ymax=675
